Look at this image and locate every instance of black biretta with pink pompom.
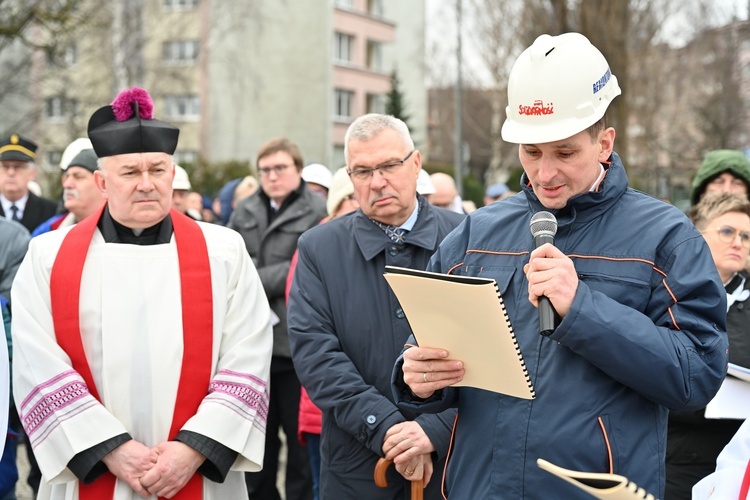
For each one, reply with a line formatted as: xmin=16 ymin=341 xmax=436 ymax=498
xmin=87 ymin=87 xmax=179 ymax=158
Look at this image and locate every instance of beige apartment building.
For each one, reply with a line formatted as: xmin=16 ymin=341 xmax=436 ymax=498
xmin=22 ymin=0 xmax=426 ymax=182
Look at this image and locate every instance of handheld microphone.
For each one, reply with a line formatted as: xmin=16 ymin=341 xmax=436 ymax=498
xmin=529 ymin=211 xmax=559 ymax=336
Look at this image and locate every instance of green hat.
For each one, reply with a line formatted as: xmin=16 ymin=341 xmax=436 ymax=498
xmin=690 ymin=150 xmax=750 ymax=205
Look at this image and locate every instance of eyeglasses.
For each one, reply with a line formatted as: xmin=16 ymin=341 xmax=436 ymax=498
xmin=0 ymin=162 xmax=30 ymax=172
xmin=703 ymin=226 xmax=750 ymax=248
xmin=347 ymin=150 xmax=415 ymax=183
xmin=258 ymin=164 xmax=294 ymax=177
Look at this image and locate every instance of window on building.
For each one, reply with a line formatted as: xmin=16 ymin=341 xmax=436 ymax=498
xmin=45 ymin=96 xmax=78 ymax=121
xmin=334 ymin=33 xmax=354 ymax=64
xmin=165 ymin=95 xmax=200 ymax=120
xmin=334 ymin=89 xmax=354 ymax=120
xmin=335 ymin=0 xmax=354 ymax=8
xmin=163 ymin=40 xmax=199 ymax=64
xmin=366 ymin=93 xmax=385 ymax=114
xmin=333 ymin=145 xmax=346 ymax=170
xmin=45 ymin=151 xmax=62 ymax=168
xmin=164 ymin=0 xmax=198 ymax=10
xmin=366 ymin=40 xmax=382 ymax=71
xmin=367 ymin=0 xmax=384 ymax=17
xmin=46 ymin=43 xmax=77 ymax=67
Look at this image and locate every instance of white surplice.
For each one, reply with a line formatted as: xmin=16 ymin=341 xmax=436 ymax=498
xmin=11 ymin=221 xmax=273 ymax=499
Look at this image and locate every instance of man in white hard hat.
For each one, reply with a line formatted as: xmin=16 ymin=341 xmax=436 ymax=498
xmin=171 ymin=164 xmax=191 ymax=212
xmin=32 ymin=138 xmax=105 ymax=236
xmin=301 ymin=163 xmax=333 ymax=199
xmin=394 ymin=33 xmax=727 ymax=499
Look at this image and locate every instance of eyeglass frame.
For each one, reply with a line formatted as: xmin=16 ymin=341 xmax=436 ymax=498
xmin=702 ymin=225 xmax=750 ymax=248
xmin=0 ymin=160 xmax=31 ymax=172
xmin=346 ymin=150 xmax=416 ymax=182
xmin=258 ymin=163 xmax=295 ymax=177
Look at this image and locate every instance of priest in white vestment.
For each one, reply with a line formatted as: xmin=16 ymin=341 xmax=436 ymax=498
xmin=10 ymin=87 xmax=273 ymax=500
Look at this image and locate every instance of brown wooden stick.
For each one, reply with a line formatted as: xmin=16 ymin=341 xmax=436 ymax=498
xmin=374 ymin=457 xmax=424 ymax=500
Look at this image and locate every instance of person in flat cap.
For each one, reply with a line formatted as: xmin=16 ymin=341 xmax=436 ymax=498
xmin=0 ymin=133 xmax=57 ymax=232
xmin=690 ymin=149 xmax=750 ymax=206
xmin=31 ymin=138 xmax=105 ymax=236
xmin=10 ymin=87 xmax=273 ymax=500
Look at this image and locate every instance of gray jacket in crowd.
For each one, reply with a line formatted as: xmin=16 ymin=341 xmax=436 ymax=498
xmin=229 ymin=182 xmax=327 ymax=358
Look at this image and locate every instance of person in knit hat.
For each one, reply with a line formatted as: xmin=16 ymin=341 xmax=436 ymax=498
xmin=32 ymin=138 xmax=104 ymax=236
xmin=690 ymin=149 xmax=750 ymax=206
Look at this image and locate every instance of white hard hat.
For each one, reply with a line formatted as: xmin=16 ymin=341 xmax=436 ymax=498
xmin=302 ymin=163 xmax=333 ymax=190
xmin=416 ymin=169 xmax=435 ymax=195
xmin=60 ymin=138 xmax=94 ymax=170
xmin=501 ymin=32 xmax=621 ymax=144
xmin=173 ymin=164 xmax=191 ymax=191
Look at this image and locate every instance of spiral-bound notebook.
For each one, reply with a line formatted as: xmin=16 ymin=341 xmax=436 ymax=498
xmin=383 ymin=266 xmax=535 ymax=399
xmin=537 ymin=459 xmax=657 ymax=500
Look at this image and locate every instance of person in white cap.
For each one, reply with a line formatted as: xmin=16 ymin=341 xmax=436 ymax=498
xmin=302 ymin=163 xmax=333 ymax=199
xmin=415 ymin=169 xmax=435 ymax=200
xmin=394 ymin=33 xmax=727 ymax=499
xmin=32 ymin=138 xmax=105 ymax=236
xmin=171 ymin=164 xmax=191 ymax=212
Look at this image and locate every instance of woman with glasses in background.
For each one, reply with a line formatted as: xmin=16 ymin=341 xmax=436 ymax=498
xmin=665 ymin=191 xmax=750 ymax=499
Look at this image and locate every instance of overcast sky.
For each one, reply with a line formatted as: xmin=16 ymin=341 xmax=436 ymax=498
xmin=424 ymin=0 xmax=748 ymax=87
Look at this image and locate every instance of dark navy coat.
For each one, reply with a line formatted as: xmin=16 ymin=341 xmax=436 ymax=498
xmin=394 ymin=153 xmax=728 ymax=499
xmin=288 ymin=198 xmax=464 ymax=499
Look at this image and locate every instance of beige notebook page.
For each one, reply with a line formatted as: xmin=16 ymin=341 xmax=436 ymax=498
xmin=537 ymin=459 xmax=657 ymax=500
xmin=384 ymin=272 xmax=534 ymax=399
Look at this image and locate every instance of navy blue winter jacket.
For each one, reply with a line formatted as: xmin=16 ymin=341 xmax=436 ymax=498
xmin=394 ymin=153 xmax=728 ymax=499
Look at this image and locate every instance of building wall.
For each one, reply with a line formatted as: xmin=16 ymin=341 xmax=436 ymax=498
xmin=207 ymin=2 xmax=331 ymax=167
xmin=382 ymin=0 xmax=427 ymax=152
xmin=23 ymin=0 xmax=426 ymax=187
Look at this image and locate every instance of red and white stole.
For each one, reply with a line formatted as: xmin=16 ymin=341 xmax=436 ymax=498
xmin=50 ymin=205 xmax=213 ymax=500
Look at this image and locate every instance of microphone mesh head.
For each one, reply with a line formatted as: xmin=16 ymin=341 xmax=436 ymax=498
xmin=530 ymin=211 xmax=558 ymax=237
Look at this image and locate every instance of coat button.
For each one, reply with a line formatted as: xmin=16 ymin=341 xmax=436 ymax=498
xmin=395 ymin=308 xmax=405 ymax=319
xmin=389 ymin=246 xmax=399 ymax=256
xmin=366 ymin=415 xmax=377 ymax=424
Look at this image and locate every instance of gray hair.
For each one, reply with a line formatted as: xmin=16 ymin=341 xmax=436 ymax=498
xmin=344 ymin=114 xmax=413 ymax=164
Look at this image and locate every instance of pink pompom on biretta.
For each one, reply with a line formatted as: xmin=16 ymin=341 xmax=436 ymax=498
xmin=110 ymin=87 xmax=154 ymax=122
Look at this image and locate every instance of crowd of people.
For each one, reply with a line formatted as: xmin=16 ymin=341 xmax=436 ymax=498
xmin=0 ymin=31 xmax=748 ymax=500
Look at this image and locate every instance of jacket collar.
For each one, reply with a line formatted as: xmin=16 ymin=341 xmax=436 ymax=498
xmin=354 ymin=195 xmax=442 ymax=260
xmin=521 ymin=151 xmax=628 ymax=228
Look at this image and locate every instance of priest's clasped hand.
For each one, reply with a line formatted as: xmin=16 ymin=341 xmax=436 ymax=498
xmin=104 ymin=439 xmax=206 ymax=498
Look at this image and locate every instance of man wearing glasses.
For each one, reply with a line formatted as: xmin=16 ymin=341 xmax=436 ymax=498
xmin=229 ymin=137 xmax=326 ymax=500
xmin=288 ymin=114 xmax=464 ymax=499
xmin=0 ymin=134 xmax=57 ymax=233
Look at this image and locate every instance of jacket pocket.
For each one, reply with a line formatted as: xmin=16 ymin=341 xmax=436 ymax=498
xmin=596 ymin=415 xmax=620 ymax=474
xmin=577 ymin=271 xmax=650 ymax=312
xmin=464 ymin=265 xmax=516 ymax=295
xmin=321 ymin=413 xmax=365 ymax=472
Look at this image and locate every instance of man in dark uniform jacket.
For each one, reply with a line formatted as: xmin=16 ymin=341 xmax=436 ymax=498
xmin=0 ymin=134 xmax=58 ymax=233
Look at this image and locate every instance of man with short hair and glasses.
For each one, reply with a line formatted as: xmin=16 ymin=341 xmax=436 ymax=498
xmin=0 ymin=134 xmax=57 ymax=233
xmin=288 ymin=113 xmax=464 ymax=498
xmin=229 ymin=137 xmax=326 ymax=500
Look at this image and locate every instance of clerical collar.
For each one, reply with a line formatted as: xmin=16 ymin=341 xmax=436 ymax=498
xmin=97 ymin=205 xmax=173 ymax=245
